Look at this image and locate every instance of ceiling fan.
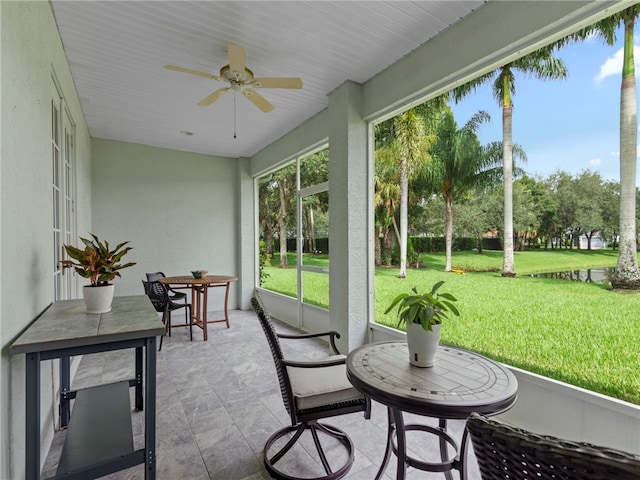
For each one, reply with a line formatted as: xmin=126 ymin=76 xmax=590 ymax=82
xmin=164 ymin=43 xmax=303 ymax=113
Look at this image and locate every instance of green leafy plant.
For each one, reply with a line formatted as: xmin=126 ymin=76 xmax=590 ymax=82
xmin=384 ymin=280 xmax=459 ymax=332
xmin=259 ymin=240 xmax=271 ymax=286
xmin=60 ymin=234 xmax=136 ymax=286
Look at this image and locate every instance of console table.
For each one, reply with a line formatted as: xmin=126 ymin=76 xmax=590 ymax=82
xmin=10 ymin=295 xmax=164 ymax=480
xmin=346 ymin=341 xmax=518 ymax=480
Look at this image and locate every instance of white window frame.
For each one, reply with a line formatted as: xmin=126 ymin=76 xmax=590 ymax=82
xmin=51 ymin=74 xmax=77 ymax=301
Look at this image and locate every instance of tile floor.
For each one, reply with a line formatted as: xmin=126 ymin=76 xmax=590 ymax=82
xmin=43 ymin=308 xmax=481 ymax=480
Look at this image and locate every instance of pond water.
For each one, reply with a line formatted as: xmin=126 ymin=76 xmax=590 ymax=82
xmin=530 ymin=267 xmax=615 ymax=284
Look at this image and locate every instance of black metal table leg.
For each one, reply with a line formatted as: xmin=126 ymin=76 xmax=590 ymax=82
xmin=144 ymin=337 xmax=157 ymax=480
xmin=59 ymin=355 xmax=71 ymax=428
xmin=135 ymin=346 xmax=143 ymax=411
xmin=392 ymin=408 xmax=407 ymax=480
xmin=439 ymin=418 xmax=455 ymax=480
xmin=458 ymin=426 xmax=471 ymax=480
xmin=25 ymin=352 xmax=41 ymax=480
xmin=374 ymin=406 xmax=395 ymax=480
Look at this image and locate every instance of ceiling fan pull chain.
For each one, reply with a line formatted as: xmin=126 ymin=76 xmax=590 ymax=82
xmin=233 ymin=91 xmax=237 ymax=139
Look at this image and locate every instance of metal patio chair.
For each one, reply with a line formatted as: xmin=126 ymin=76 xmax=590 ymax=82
xmin=251 ymin=293 xmax=371 ymax=480
xmin=142 ymin=280 xmax=192 ymax=351
xmin=146 ymin=271 xmax=188 ymax=323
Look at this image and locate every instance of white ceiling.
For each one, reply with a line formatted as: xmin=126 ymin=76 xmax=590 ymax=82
xmin=49 ymin=1 xmax=485 ymax=159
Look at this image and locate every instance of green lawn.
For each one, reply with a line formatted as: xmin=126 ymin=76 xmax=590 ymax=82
xmin=421 ymin=248 xmax=622 ymax=274
xmin=262 ymin=249 xmax=640 ymax=405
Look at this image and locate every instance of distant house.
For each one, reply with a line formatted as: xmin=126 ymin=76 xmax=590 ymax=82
xmin=578 ymin=232 xmax=608 ymax=250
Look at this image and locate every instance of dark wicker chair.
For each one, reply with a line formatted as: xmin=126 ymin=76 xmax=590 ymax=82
xmin=146 ymin=271 xmax=188 ymax=322
xmin=466 ymin=412 xmax=640 ymax=480
xmin=251 ymin=293 xmax=371 ymax=480
xmin=142 ymin=280 xmax=192 ymax=351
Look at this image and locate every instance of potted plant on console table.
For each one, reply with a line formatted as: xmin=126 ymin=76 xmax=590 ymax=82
xmin=60 ymin=234 xmax=136 ymax=313
xmin=384 ymin=281 xmax=459 ymax=367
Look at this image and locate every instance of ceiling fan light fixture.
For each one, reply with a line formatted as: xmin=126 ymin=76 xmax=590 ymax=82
xmin=164 ymin=43 xmax=302 ymax=113
xmin=220 ymin=65 xmax=254 ymax=85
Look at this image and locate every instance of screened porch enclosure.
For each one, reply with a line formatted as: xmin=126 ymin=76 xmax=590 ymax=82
xmin=4 ymin=2 xmax=640 ymax=479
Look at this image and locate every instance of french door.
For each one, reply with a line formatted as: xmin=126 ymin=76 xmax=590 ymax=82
xmin=52 ymin=80 xmax=76 ymax=301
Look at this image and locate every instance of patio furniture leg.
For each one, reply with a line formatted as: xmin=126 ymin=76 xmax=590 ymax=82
xmin=393 ymin=408 xmax=407 ymax=480
xmin=439 ymin=418 xmax=454 ymax=480
xmin=375 ymin=406 xmax=395 ymax=480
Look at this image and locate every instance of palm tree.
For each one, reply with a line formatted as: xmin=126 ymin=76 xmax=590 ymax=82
xmin=452 ymin=45 xmax=567 ymax=277
xmin=573 ymin=6 xmax=640 ymax=289
xmin=375 ymin=109 xmax=434 ymax=278
xmin=257 ymin=175 xmax=279 ymax=258
xmin=428 ymin=110 xmax=491 ymax=271
xmin=424 ymin=110 xmax=526 ymax=270
xmin=373 ymin=158 xmax=400 ymax=266
xmin=271 ymin=163 xmax=296 ymax=268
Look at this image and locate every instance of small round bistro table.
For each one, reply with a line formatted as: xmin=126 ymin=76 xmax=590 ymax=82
xmin=159 ymin=275 xmax=237 ymax=341
xmin=346 ymin=341 xmax=518 ymax=480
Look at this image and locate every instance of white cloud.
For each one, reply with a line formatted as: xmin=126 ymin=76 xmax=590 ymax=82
xmin=595 ymin=45 xmax=640 ymax=83
xmin=589 ymin=158 xmax=602 ymax=167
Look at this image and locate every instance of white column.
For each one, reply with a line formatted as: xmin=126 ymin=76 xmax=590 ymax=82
xmin=328 ymin=81 xmax=370 ymax=352
xmin=236 ymin=157 xmax=255 ymax=310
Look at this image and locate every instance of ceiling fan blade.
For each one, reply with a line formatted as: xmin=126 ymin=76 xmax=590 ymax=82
xmin=253 ymin=77 xmax=303 ymax=89
xmin=242 ymin=88 xmax=274 ymax=112
xmin=164 ymin=64 xmax=221 ymax=80
xmin=198 ymin=87 xmax=230 ymax=106
xmin=227 ymin=43 xmax=246 ymax=74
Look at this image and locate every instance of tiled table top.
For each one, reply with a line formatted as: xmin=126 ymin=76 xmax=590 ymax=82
xmin=10 ymin=295 xmax=164 ymax=354
xmin=347 ymin=341 xmax=518 ymax=418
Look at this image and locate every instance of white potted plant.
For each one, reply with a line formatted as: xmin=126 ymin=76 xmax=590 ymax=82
xmin=60 ymin=234 xmax=136 ymax=313
xmin=385 ymin=281 xmax=459 ymax=367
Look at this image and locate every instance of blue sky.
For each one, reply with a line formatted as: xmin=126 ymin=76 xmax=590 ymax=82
xmin=450 ymin=26 xmax=640 ymax=186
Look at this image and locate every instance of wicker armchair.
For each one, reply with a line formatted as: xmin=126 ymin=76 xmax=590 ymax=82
xmin=466 ymin=412 xmax=640 ymax=480
xmin=251 ymin=293 xmax=371 ymax=480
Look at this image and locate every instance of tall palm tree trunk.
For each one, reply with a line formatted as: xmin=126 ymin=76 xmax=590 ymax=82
xmin=452 ymin=46 xmax=566 ymax=277
xmin=444 ymin=194 xmax=454 ymax=272
xmin=399 ymin=156 xmax=408 ymax=278
xmin=612 ymin=12 xmax=640 ymax=289
xmin=278 ymin=183 xmax=289 ymax=268
xmin=502 ymin=102 xmax=516 ymax=277
xmin=374 ymin=226 xmax=382 ymax=266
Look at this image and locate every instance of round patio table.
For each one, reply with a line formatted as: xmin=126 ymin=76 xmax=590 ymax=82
xmin=346 ymin=341 xmax=518 ymax=480
xmin=159 ymin=275 xmax=236 ymax=341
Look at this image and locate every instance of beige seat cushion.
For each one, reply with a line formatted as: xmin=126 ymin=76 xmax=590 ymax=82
xmin=287 ymin=356 xmax=363 ymax=410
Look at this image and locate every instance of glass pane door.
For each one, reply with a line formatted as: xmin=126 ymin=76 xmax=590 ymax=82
xmin=298 ymin=185 xmax=329 ymax=309
xmin=52 ymin=82 xmax=76 ymax=301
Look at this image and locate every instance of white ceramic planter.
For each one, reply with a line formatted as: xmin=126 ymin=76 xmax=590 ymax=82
xmin=406 ymin=322 xmax=441 ymax=367
xmin=82 ymin=284 xmax=115 ymax=313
